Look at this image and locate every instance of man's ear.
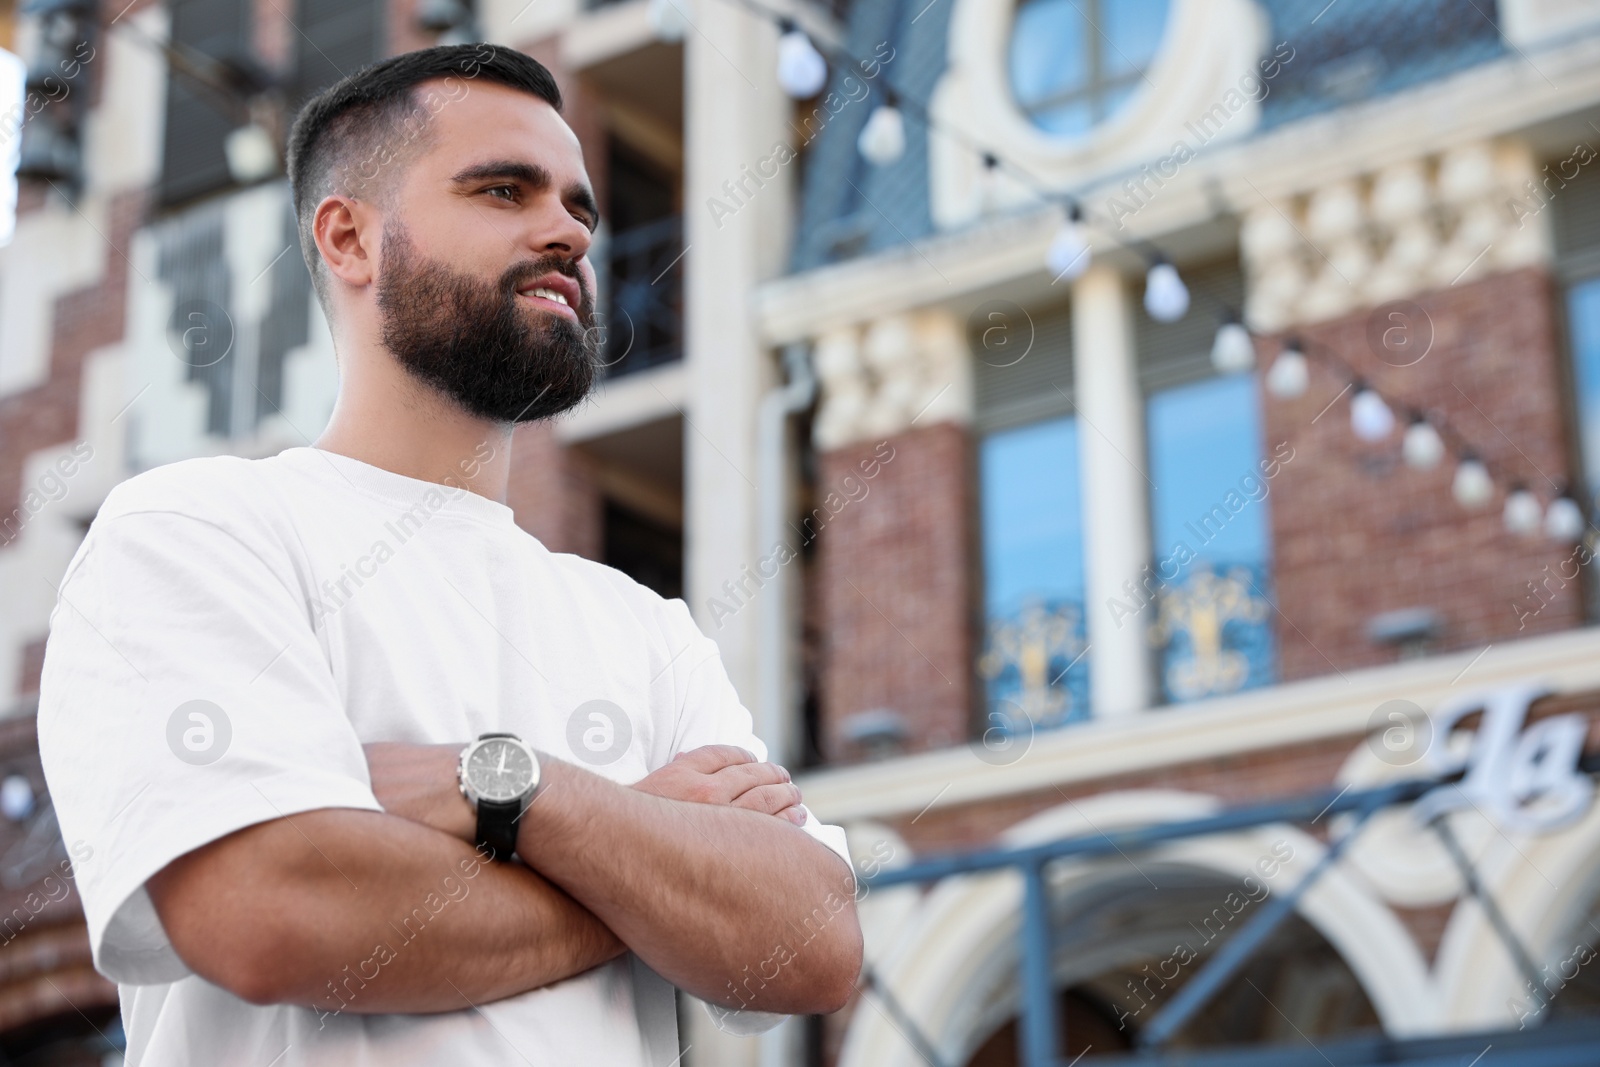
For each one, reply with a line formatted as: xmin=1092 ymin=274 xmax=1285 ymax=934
xmin=313 ymin=195 xmax=379 ymax=290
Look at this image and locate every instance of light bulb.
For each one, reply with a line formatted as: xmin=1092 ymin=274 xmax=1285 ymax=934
xmin=1453 ymin=456 xmax=1493 ymax=508
xmin=776 ymin=26 xmax=828 ymax=98
xmin=857 ymin=104 xmax=905 ymax=166
xmin=0 ymin=776 xmax=31 ymax=822
xmin=1504 ymin=486 xmax=1543 ymax=536
xmin=1265 ymin=344 xmax=1309 ymax=398
xmin=1402 ymin=418 xmax=1445 ymax=470
xmin=1546 ymin=494 xmax=1587 ymax=542
xmin=1210 ymin=320 xmax=1255 ymax=374
xmin=225 ymin=123 xmax=278 ymax=183
xmin=1350 ymin=386 xmax=1394 ymax=441
xmin=1046 ymin=213 xmax=1090 ymax=282
xmin=1144 ymin=262 xmax=1189 ymax=323
xmin=648 ymin=0 xmax=689 ymax=41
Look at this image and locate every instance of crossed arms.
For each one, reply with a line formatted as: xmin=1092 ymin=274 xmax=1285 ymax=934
xmin=145 ymin=744 xmax=862 ymax=1017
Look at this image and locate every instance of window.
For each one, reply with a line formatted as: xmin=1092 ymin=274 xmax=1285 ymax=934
xmin=1568 ymin=279 xmax=1600 ymax=523
xmin=978 ymin=417 xmax=1092 ymax=731
xmin=1146 ymin=375 xmax=1277 ymax=703
xmin=158 ymin=0 xmax=251 ymax=206
xmin=1136 ymin=257 xmax=1276 ymax=704
xmin=1008 ymin=0 xmax=1170 ymax=136
xmin=975 ymin=304 xmax=1089 ymax=733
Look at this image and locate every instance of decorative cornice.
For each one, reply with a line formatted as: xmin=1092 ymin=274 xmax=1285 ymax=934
xmin=1242 ymin=139 xmax=1550 ymax=332
xmin=812 ymin=308 xmax=973 ymax=450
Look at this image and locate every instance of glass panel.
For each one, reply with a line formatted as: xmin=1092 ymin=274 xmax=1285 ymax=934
xmin=979 ymin=417 xmax=1091 ymax=732
xmin=1146 ymin=374 xmax=1277 ymax=704
xmin=1568 ymin=278 xmax=1600 ymax=510
xmin=1009 ymin=0 xmax=1089 ymax=110
xmin=1031 ymin=100 xmax=1096 ymax=138
xmin=1102 ymin=0 xmax=1170 ymax=78
xmin=1008 ymin=0 xmax=1170 ymax=135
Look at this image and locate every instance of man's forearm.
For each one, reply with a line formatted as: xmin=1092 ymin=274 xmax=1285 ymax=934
xmin=515 ymin=758 xmax=862 ymax=1014
xmin=150 ymin=808 xmax=624 ymax=1013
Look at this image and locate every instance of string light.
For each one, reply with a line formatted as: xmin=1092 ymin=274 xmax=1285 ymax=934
xmin=775 ymin=19 xmax=827 ymax=98
xmin=721 ymin=0 xmax=1572 ymax=538
xmin=1349 ymin=383 xmax=1395 ymax=441
xmin=1453 ymin=454 xmax=1494 ymax=509
xmin=1546 ymin=490 xmax=1588 ymax=542
xmin=224 ymin=123 xmax=278 ymax=183
xmin=858 ymin=100 xmax=906 ymax=166
xmin=1265 ymin=339 xmax=1309 ymax=398
xmin=1046 ymin=203 xmax=1090 ymax=283
xmin=1503 ymin=483 xmax=1543 ymax=536
xmin=1144 ymin=260 xmax=1189 ymax=323
xmin=1401 ymin=415 xmax=1445 ymax=470
xmin=1210 ymin=312 xmax=1255 ymax=374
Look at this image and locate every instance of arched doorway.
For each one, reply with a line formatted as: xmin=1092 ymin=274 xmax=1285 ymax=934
xmin=959 ymin=868 xmax=1379 ymax=1064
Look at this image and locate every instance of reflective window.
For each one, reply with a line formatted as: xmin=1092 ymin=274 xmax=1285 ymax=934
xmin=1568 ymin=278 xmax=1600 ymax=512
xmin=1008 ymin=0 xmax=1170 ymax=136
xmin=1146 ymin=374 xmax=1278 ymax=703
xmin=978 ymin=416 xmax=1091 ymax=733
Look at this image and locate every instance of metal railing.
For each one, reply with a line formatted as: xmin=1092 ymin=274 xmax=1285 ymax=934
xmin=859 ymin=755 xmax=1600 ymax=1067
xmin=596 ymin=214 xmax=685 ymax=379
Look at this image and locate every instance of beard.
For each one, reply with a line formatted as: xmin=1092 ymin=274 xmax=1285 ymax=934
xmin=375 ymin=222 xmax=600 ymax=423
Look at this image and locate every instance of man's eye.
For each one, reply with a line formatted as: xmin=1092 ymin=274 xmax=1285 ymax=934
xmin=485 ymin=185 xmax=517 ymax=201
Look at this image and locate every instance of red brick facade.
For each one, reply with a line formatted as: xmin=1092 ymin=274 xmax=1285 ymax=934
xmin=1265 ymin=267 xmax=1584 ymax=680
xmin=506 ymin=421 xmax=604 ymax=558
xmin=815 ymin=423 xmax=976 ymax=762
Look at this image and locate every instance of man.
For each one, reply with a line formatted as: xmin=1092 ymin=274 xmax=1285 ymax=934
xmin=37 ymin=44 xmax=861 ymax=1066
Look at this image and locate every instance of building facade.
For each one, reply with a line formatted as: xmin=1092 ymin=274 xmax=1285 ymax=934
xmin=4 ymin=0 xmax=1600 ymax=1064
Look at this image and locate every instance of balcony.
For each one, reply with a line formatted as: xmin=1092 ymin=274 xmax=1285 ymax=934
xmin=596 ymin=214 xmax=685 ymax=379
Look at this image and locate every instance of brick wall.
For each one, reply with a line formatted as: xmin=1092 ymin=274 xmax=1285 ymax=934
xmin=815 ymin=422 xmax=976 ymax=762
xmin=1265 ymin=267 xmax=1584 ymax=681
xmin=506 ymin=421 xmax=603 ymax=558
xmin=1 ymin=191 xmax=145 ymax=696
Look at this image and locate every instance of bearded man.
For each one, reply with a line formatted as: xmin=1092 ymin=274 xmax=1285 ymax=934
xmin=37 ymin=43 xmax=860 ymax=1066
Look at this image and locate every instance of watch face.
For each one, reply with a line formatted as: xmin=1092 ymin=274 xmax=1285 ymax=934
xmin=465 ymin=738 xmax=537 ymax=802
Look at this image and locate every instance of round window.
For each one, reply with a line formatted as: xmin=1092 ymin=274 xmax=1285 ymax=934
xmin=1008 ymin=0 xmax=1171 ymax=136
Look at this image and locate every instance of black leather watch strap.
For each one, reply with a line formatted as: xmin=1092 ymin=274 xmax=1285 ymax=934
xmin=472 ymin=732 xmax=529 ymax=862
xmin=476 ymin=796 xmax=523 ymax=862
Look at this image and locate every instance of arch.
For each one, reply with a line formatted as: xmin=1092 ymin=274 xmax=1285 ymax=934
xmin=839 ymin=789 xmax=1436 ymax=1067
xmin=1433 ymin=799 xmax=1600 ymax=1028
xmin=927 ymin=0 xmax=1271 ymax=229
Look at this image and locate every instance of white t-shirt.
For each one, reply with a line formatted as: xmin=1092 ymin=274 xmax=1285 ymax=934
xmin=36 ymin=445 xmax=850 ymax=1066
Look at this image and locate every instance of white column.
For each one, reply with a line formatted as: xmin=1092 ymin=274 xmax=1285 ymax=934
xmin=682 ymin=7 xmax=788 ymax=709
xmin=681 ymin=10 xmax=798 ymax=1067
xmin=1071 ymin=265 xmax=1153 ymax=718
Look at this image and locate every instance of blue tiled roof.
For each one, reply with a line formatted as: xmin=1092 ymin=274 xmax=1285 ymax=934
xmin=789 ymin=0 xmax=1508 ymax=273
xmin=789 ymin=0 xmax=954 ymax=271
xmin=1256 ymin=0 xmax=1506 ymax=129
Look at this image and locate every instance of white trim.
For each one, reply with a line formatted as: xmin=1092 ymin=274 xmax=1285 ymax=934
xmin=929 ymin=0 xmax=1269 ymax=230
xmin=756 ymin=29 xmax=1600 ymax=345
xmin=552 ymin=359 xmax=687 ymax=442
xmin=797 ymin=626 xmax=1600 ymax=824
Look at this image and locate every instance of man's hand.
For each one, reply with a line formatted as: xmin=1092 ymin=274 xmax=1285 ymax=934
xmin=633 ymin=745 xmax=807 ymax=826
xmin=365 ymin=743 xmax=808 ymax=845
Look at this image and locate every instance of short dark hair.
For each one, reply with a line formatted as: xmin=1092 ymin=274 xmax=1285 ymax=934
xmin=286 ymin=44 xmax=563 ymax=305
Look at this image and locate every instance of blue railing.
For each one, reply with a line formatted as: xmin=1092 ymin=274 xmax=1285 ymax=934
xmin=858 ymin=766 xmax=1600 ymax=1067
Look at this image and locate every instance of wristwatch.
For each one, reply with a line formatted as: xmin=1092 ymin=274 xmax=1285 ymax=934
xmin=457 ymin=733 xmax=541 ymax=861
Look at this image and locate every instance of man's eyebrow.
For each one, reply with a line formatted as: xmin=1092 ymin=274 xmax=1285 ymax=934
xmin=449 ymin=159 xmax=601 ymax=228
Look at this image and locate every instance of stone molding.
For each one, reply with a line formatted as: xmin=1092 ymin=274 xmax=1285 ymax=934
xmin=1242 ymin=139 xmax=1551 ymax=332
xmin=811 ymin=307 xmax=973 ymax=450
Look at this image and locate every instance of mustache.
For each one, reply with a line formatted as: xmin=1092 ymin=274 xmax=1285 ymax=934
xmin=501 ymin=256 xmax=593 ymax=313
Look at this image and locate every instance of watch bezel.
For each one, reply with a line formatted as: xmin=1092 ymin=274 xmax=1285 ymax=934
xmin=457 ymin=734 xmax=541 ymax=806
